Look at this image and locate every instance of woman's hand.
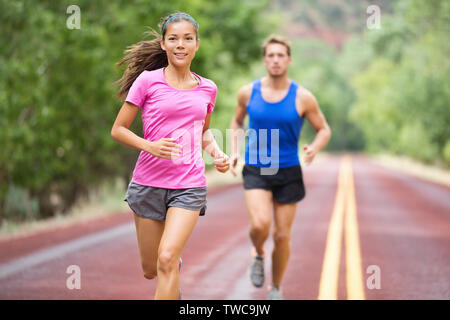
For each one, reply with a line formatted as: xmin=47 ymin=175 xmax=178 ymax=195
xmin=214 ymin=153 xmax=230 ymax=173
xmin=145 ymin=138 xmax=182 ymax=160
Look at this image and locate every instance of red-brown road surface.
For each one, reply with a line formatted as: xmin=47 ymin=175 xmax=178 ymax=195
xmin=0 ymin=155 xmax=449 ymax=300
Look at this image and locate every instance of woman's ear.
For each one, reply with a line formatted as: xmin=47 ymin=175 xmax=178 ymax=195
xmin=160 ymin=39 xmax=166 ymax=51
xmin=195 ymin=38 xmax=200 ymax=52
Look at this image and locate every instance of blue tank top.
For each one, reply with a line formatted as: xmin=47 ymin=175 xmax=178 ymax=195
xmin=245 ymin=79 xmax=304 ymax=168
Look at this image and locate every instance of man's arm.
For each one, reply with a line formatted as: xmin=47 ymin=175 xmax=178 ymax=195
xmin=297 ymin=88 xmax=331 ymax=165
xmin=229 ymin=84 xmax=252 ymax=176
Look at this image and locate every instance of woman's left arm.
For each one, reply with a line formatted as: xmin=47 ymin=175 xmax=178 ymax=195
xmin=202 ymin=113 xmax=230 ymax=173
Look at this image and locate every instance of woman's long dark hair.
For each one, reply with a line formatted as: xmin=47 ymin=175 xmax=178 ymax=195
xmin=115 ymin=12 xmax=199 ymax=100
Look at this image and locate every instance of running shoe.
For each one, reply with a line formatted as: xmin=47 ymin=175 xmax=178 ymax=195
xmin=267 ymin=285 xmax=283 ymax=300
xmin=249 ymin=255 xmax=265 ymax=288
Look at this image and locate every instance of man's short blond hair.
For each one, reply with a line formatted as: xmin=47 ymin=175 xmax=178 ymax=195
xmin=261 ymin=35 xmax=291 ymax=56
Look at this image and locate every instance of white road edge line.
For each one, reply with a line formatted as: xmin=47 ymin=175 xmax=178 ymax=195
xmin=0 ymin=223 xmax=134 ymax=280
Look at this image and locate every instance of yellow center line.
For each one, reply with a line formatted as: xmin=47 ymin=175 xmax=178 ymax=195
xmin=317 ymin=156 xmax=347 ymax=300
xmin=318 ymin=155 xmax=365 ymax=300
xmin=345 ymin=157 xmax=365 ymax=300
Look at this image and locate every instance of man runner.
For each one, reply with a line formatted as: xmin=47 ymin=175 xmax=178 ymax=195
xmin=229 ymin=35 xmax=331 ymax=299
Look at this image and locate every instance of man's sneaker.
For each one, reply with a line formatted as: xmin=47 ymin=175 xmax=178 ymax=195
xmin=267 ymin=285 xmax=283 ymax=300
xmin=250 ymin=255 xmax=265 ymax=288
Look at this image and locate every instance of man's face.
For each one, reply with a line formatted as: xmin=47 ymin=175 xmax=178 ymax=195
xmin=263 ymin=43 xmax=292 ymax=77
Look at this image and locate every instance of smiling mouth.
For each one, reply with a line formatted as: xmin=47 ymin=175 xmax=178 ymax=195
xmin=174 ymin=53 xmax=188 ymax=57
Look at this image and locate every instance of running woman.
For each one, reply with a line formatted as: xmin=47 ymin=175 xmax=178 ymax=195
xmin=229 ymin=35 xmax=331 ymax=299
xmin=111 ymin=12 xmax=230 ymax=300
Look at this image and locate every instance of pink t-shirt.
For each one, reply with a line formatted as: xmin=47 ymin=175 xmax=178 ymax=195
xmin=125 ymin=67 xmax=217 ymax=188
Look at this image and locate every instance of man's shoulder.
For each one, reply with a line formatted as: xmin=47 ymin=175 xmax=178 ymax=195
xmin=296 ymin=85 xmax=318 ymax=115
xmin=235 ymin=82 xmax=254 ymax=107
xmin=238 ymin=82 xmax=254 ymax=97
xmin=241 ymin=81 xmax=254 ymax=91
xmin=297 ymin=86 xmax=316 ymax=103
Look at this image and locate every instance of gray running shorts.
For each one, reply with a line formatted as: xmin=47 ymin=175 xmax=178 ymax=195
xmin=124 ymin=181 xmax=207 ymax=221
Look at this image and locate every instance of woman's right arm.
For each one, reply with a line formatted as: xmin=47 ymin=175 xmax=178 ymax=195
xmin=111 ymin=102 xmax=181 ymax=160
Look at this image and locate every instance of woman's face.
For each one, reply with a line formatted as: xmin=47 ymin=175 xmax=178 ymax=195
xmin=161 ymin=20 xmax=199 ymax=68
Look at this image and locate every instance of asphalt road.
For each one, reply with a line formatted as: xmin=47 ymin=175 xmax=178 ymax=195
xmin=0 ymin=155 xmax=449 ymax=300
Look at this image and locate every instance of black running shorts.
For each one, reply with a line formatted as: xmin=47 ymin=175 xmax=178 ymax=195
xmin=242 ymin=164 xmax=306 ymax=204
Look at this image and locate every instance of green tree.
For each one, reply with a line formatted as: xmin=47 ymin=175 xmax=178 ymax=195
xmin=348 ymin=0 xmax=450 ymax=165
xmin=0 ymin=0 xmax=271 ymax=222
xmin=288 ymin=39 xmax=364 ymax=150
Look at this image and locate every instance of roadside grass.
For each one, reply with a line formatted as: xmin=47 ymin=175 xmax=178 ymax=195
xmin=0 ymin=168 xmax=242 ymax=241
xmin=0 ymin=178 xmax=129 ymax=241
xmin=371 ymin=154 xmax=450 ymax=187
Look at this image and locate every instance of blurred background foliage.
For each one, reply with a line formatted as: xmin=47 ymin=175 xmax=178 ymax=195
xmin=0 ymin=0 xmax=448 ymax=224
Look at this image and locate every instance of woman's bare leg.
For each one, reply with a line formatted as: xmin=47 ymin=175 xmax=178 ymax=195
xmin=133 ymin=214 xmax=165 ymax=280
xmin=155 ymin=207 xmax=200 ymax=299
